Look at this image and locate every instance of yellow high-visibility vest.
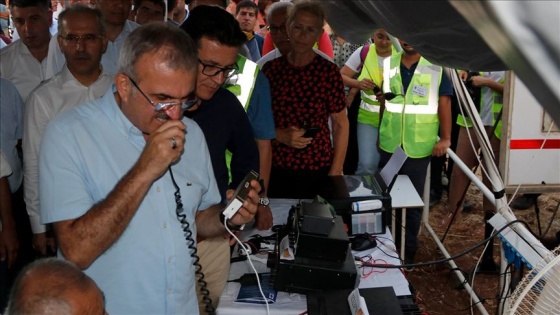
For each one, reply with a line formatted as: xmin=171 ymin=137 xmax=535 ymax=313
xmin=380 ymin=53 xmax=442 ymax=158
xmin=223 ymin=55 xmax=260 ymax=181
xmin=225 ymin=55 xmax=259 ymax=110
xmin=356 ymin=45 xmax=396 ymax=128
xmin=457 ymin=72 xmax=504 ymax=140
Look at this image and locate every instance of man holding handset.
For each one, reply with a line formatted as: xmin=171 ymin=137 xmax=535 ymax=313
xmin=39 ymin=24 xmax=260 ymax=314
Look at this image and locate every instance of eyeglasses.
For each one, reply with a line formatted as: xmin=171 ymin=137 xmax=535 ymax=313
xmin=127 ymin=76 xmax=198 ymax=112
xmin=59 ymin=34 xmax=103 ymax=46
xmin=267 ymin=24 xmax=287 ymax=34
xmin=198 ymin=59 xmax=238 ymax=80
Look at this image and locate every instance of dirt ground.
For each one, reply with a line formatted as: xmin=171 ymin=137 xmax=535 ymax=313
xmin=405 ymin=187 xmax=560 ymax=315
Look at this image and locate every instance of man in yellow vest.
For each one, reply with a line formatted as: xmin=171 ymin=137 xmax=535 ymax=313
xmin=379 ymin=40 xmax=453 ymax=268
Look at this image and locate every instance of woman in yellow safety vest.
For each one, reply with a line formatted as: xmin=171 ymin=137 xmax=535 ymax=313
xmin=340 ymin=28 xmax=393 ymax=175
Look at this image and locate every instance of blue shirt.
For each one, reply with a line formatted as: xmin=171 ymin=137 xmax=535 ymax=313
xmin=246 ymin=34 xmax=264 ymax=62
xmin=39 ymin=86 xmax=221 ymax=314
xmin=246 ymin=71 xmax=276 ymax=140
xmin=0 ymin=78 xmax=23 ymax=192
xmin=0 ymin=5 xmax=8 ymax=32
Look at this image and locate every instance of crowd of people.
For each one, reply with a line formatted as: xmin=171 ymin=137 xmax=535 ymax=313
xmin=0 ymin=0 xmax=544 ymax=314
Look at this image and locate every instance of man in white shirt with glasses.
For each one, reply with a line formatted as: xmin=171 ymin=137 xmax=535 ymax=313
xmin=23 ymin=4 xmax=111 ymax=257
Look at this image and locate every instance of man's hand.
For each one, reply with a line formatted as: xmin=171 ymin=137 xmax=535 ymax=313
xmin=275 ymin=126 xmax=312 ymax=149
xmin=255 ymin=205 xmax=273 ymax=230
xmin=136 ymin=120 xmax=186 ymax=180
xmin=375 ymin=89 xmax=385 ymax=102
xmin=226 ymin=179 xmax=261 ymax=227
xmin=433 ymin=138 xmax=451 ymax=157
xmin=32 ymin=232 xmax=56 ymax=257
xmin=358 ymin=78 xmax=376 ymax=91
xmin=468 ymin=75 xmax=490 ymax=88
xmin=0 ymin=220 xmax=19 ymax=268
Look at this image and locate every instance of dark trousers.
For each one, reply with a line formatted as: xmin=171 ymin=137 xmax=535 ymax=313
xmin=430 ymin=155 xmax=445 ymax=198
xmin=268 ymin=167 xmax=330 ymax=199
xmin=1 ymin=186 xmax=35 ymax=310
xmin=380 ymin=151 xmax=430 ymax=256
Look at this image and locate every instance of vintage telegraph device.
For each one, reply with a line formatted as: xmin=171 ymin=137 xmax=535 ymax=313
xmin=319 ymin=175 xmax=392 ymax=236
xmin=268 ymin=202 xmax=358 ymax=294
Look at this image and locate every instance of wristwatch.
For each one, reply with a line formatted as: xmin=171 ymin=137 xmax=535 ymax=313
xmin=259 ymin=197 xmax=270 ymax=206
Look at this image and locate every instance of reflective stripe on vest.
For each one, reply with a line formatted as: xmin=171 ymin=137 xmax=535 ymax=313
xmin=358 ymin=44 xmax=383 ymax=111
xmin=224 ymin=55 xmax=259 ymax=182
xmin=380 ymin=54 xmax=442 ymax=158
xmin=225 ymin=55 xmax=259 ymax=110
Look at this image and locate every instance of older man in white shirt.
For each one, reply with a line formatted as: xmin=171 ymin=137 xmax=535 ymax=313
xmin=23 ymin=5 xmax=112 ymax=256
xmin=45 ymin=0 xmax=139 ymax=78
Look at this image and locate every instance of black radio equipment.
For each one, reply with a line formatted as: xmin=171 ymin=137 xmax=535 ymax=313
xmin=268 ymin=202 xmax=358 ymax=294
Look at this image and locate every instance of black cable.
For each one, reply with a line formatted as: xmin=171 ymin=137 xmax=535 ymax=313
xmin=439 ymin=265 xmax=516 ymax=313
xmin=372 ymin=236 xmax=401 ymax=260
xmin=541 ymin=198 xmax=560 ymax=238
xmin=498 ymin=264 xmax=513 ymax=315
xmin=169 ymin=166 xmax=214 ymax=315
xmin=361 ymin=219 xmax=541 ymax=270
xmin=508 ymin=219 xmax=549 ymax=262
xmin=534 ymin=196 xmax=543 ymax=236
xmin=449 ymin=268 xmax=470 ymax=290
xmin=376 ymin=245 xmax=400 ymax=260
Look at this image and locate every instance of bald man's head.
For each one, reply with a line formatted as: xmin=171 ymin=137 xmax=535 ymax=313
xmin=5 ymin=258 xmax=106 ymax=315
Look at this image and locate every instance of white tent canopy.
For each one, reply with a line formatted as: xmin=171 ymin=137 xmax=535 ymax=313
xmin=324 ymin=1 xmax=560 ymax=124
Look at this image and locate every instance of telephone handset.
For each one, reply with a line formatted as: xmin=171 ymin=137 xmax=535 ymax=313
xmin=168 ymin=166 xmax=215 ymax=315
xmin=223 ymin=170 xmax=259 ymax=220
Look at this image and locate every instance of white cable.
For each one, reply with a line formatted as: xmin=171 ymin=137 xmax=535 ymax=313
xmin=452 ymin=71 xmax=500 ymax=198
xmin=225 ymin=223 xmax=271 ymax=315
xmin=469 ymin=233 xmax=493 ymax=315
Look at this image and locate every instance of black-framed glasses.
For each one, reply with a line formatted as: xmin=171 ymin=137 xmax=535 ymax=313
xmin=267 ymin=24 xmax=287 ymax=34
xmin=59 ymin=34 xmax=103 ymax=46
xmin=127 ymin=76 xmax=198 ymax=112
xmin=198 ymin=59 xmax=238 ymax=80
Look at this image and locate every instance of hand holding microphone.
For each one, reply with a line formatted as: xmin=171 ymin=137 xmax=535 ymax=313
xmin=137 ymin=120 xmax=187 ymax=180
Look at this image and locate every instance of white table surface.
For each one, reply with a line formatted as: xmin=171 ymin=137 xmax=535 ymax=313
xmin=216 ymin=198 xmax=411 ymax=315
xmin=389 ymin=175 xmax=425 ymax=259
xmin=390 ymin=175 xmax=424 ymax=208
